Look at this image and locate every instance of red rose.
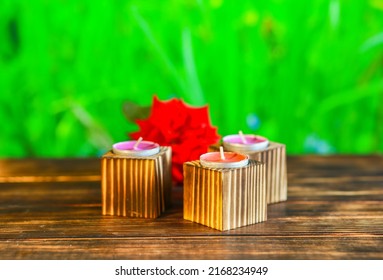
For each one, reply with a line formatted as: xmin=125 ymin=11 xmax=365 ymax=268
xmin=130 ymin=96 xmax=220 ymax=184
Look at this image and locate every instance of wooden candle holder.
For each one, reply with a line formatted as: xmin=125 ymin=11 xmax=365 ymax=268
xmin=101 ymin=147 xmax=172 ymax=218
xmin=183 ymin=160 xmax=267 ymax=231
xmin=209 ymin=142 xmax=287 ymax=204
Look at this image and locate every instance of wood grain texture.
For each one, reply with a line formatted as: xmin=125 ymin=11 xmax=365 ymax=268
xmin=183 ymin=160 xmax=266 ymax=231
xmin=0 ymin=155 xmax=382 ymax=259
xmin=210 ymin=142 xmax=287 ymax=204
xmin=101 ymin=147 xmax=171 ymax=218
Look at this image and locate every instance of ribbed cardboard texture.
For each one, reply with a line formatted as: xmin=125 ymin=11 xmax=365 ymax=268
xmin=183 ymin=160 xmax=267 ymax=231
xmin=101 ymin=146 xmax=172 ymax=218
xmin=209 ymin=142 xmax=287 ymax=204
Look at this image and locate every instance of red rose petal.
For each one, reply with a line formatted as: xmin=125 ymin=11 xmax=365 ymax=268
xmin=129 ymin=95 xmax=220 ymax=184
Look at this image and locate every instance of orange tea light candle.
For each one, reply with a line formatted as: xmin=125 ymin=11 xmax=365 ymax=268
xmin=112 ymin=137 xmax=160 ymax=157
xmin=223 ymin=131 xmax=269 ymax=153
xmin=200 ymin=146 xmax=249 ymax=169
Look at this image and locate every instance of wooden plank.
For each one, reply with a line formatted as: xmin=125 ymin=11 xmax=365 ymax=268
xmin=0 ymin=156 xmax=382 ymax=259
xmin=0 ymin=236 xmax=381 ymax=260
xmin=0 ymin=158 xmax=100 ymax=183
xmin=1 ymin=199 xmax=382 ymax=238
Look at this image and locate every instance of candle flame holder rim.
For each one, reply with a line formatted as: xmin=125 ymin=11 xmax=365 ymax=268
xmin=223 ymin=134 xmax=269 ymax=152
xmin=112 ymin=140 xmax=160 ymax=157
xmin=200 ymin=152 xmax=249 ymax=169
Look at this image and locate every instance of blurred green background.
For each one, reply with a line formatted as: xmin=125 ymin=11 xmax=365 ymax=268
xmin=1 ymin=0 xmax=383 ymax=157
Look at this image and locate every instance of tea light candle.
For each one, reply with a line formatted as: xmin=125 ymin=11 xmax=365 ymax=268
xmin=112 ymin=137 xmax=160 ymax=157
xmin=223 ymin=131 xmax=269 ymax=153
xmin=200 ymin=146 xmax=249 ymax=169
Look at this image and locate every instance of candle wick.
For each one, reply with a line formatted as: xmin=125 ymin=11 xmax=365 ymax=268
xmin=219 ymin=146 xmax=225 ymax=160
xmin=239 ymin=130 xmax=247 ymax=144
xmin=133 ymin=137 xmax=143 ymax=150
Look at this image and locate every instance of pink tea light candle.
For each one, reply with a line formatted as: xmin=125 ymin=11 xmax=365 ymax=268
xmin=200 ymin=146 xmax=249 ymax=169
xmin=112 ymin=137 xmax=160 ymax=157
xmin=223 ymin=131 xmax=269 ymax=153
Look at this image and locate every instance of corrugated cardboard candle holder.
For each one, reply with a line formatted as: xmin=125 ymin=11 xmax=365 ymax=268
xmin=183 ymin=160 xmax=267 ymax=231
xmin=209 ymin=142 xmax=287 ymax=204
xmin=101 ymin=146 xmax=172 ymax=218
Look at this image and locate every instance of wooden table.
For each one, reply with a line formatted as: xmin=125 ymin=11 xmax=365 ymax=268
xmin=0 ymin=156 xmax=382 ymax=259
